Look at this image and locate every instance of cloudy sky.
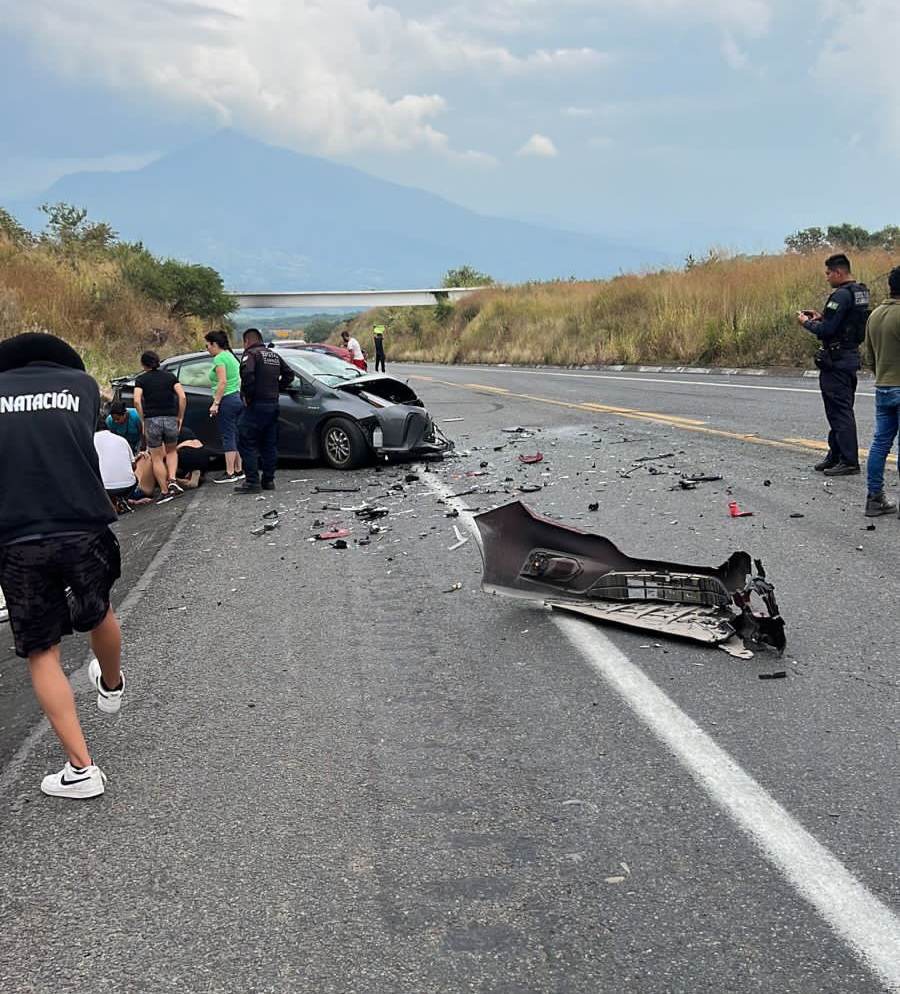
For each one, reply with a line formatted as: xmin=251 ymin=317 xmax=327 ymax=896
xmin=1 ymin=0 xmax=897 ymax=256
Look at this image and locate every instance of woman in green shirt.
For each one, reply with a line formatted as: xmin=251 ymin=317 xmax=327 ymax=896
xmin=204 ymin=330 xmax=245 ymax=483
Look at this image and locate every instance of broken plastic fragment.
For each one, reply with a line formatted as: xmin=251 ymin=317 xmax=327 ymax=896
xmin=758 ymin=671 xmax=787 ymax=680
xmin=317 ymin=529 xmax=350 ymax=541
xmin=728 ymin=501 xmax=754 ymax=518
xmin=332 ymin=539 xmax=349 ymax=550
xmin=448 ymin=526 xmax=469 ymax=552
xmin=443 ymin=582 xmax=463 ymax=593
xmin=262 ymin=509 xmax=279 ymax=519
xmin=588 ymin=502 xmax=599 ymax=512
xmin=519 ymin=452 xmax=544 ymax=465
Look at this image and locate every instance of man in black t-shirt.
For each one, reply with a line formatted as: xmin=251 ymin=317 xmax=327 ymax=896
xmin=0 ymin=333 xmax=126 ymax=800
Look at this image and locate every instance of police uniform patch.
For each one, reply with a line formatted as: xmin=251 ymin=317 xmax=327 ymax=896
xmin=826 ymin=301 xmax=840 ymax=310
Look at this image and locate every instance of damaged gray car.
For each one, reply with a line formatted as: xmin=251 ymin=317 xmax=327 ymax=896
xmin=476 ymin=501 xmax=786 ymax=653
xmin=114 ymin=348 xmax=452 ymax=470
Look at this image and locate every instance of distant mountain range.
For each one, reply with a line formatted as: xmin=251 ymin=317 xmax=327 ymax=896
xmin=16 ymin=130 xmax=664 ymax=291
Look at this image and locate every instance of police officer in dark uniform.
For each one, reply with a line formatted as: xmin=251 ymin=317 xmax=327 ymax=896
xmin=233 ymin=328 xmax=295 ymax=494
xmin=797 ymin=253 xmax=870 ymax=476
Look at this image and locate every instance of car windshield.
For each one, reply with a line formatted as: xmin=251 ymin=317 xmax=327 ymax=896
xmin=281 ymin=350 xmax=363 ymax=386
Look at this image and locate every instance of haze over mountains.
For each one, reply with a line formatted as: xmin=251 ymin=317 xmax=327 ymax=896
xmin=18 ymin=131 xmax=662 ymax=291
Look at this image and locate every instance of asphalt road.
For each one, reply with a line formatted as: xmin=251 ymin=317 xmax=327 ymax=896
xmin=0 ymin=363 xmax=897 ymax=994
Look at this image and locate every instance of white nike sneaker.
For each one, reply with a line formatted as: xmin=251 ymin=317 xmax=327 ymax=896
xmin=88 ymin=658 xmax=125 ymax=714
xmin=41 ymin=762 xmax=107 ymax=799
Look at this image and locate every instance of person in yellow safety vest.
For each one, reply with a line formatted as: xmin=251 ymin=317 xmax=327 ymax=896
xmin=373 ymin=325 xmax=386 ymax=373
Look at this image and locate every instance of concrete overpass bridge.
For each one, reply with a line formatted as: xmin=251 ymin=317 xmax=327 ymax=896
xmin=231 ymin=287 xmax=490 ymax=309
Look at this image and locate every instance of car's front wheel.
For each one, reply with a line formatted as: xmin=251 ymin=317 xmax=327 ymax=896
xmin=320 ymin=417 xmax=369 ymax=470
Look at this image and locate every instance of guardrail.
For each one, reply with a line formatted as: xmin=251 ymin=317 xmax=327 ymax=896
xmin=231 ymin=287 xmax=491 ymax=309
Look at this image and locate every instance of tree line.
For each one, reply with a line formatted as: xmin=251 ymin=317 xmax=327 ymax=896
xmin=0 ymin=203 xmax=235 ymax=321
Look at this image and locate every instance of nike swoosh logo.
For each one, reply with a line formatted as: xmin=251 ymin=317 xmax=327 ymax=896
xmin=60 ymin=775 xmax=90 ymax=786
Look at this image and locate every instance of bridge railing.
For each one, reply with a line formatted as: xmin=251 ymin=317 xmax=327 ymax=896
xmin=231 ymin=287 xmax=491 ymax=309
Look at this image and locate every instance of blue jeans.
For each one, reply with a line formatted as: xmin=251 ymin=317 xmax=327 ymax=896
xmin=866 ymin=386 xmax=900 ymax=494
xmin=238 ymin=403 xmax=279 ymax=485
xmin=217 ymin=391 xmax=243 ymax=452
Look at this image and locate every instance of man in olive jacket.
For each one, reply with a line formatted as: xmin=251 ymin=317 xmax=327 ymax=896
xmin=863 ymin=267 xmax=900 ymax=517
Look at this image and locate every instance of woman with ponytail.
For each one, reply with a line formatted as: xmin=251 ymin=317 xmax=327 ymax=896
xmin=204 ymin=330 xmax=244 ymax=483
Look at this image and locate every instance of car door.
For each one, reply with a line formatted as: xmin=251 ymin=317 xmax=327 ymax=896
xmin=278 ymin=373 xmax=320 ymax=458
xmin=169 ymin=357 xmax=222 ymax=449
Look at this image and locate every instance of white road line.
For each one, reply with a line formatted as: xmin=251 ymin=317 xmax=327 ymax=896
xmin=401 ymin=364 xmax=877 ymax=399
xmin=0 ymin=495 xmax=204 ymax=795
xmin=420 ymin=470 xmax=900 ymax=992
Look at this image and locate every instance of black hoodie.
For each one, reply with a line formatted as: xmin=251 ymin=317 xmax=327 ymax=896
xmin=0 ymin=362 xmax=116 ymax=544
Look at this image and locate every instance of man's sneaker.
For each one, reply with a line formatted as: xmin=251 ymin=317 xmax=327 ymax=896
xmin=213 ymin=472 xmax=244 ymax=484
xmin=814 ymin=456 xmax=837 ymax=472
xmin=233 ymin=481 xmax=262 ymax=494
xmin=865 ymin=492 xmax=897 ymax=517
xmin=167 ymin=480 xmax=184 ymax=494
xmin=261 ymin=479 xmax=276 ymax=491
xmin=823 ymin=462 xmax=861 ymax=477
xmin=88 ymin=658 xmax=125 ymax=714
xmin=40 ymin=762 xmax=106 ymax=799
xmin=156 ymin=492 xmax=176 ymax=505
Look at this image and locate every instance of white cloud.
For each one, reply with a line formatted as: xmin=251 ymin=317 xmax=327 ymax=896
xmin=0 ymin=0 xmax=606 ymax=160
xmin=517 ymin=133 xmax=559 ymax=158
xmin=815 ymin=0 xmax=900 ymax=153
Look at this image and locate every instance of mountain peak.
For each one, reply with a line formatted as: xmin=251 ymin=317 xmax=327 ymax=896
xmin=27 ymin=132 xmax=661 ymax=290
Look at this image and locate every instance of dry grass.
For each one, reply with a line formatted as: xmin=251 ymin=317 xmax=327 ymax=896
xmin=0 ymin=235 xmax=205 ymax=385
xmin=346 ymin=250 xmax=896 ymax=368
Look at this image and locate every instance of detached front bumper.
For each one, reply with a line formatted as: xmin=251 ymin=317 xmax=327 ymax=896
xmin=372 ymin=409 xmax=454 ymax=458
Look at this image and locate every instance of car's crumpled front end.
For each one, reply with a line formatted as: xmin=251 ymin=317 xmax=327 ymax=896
xmin=333 ymin=376 xmax=454 ymax=459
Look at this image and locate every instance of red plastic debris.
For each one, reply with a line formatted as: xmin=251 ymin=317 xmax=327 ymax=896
xmin=728 ymin=501 xmax=754 ymax=518
xmin=519 ymin=452 xmax=544 ymax=465
xmin=317 ymin=529 xmax=351 ymax=541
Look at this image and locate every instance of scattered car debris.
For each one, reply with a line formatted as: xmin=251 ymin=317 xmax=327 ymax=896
xmin=475 ymin=500 xmax=786 ymax=653
xmin=763 ymin=479 xmax=772 ymax=487
xmin=262 ymin=509 xmax=279 ymax=519
xmin=317 ymin=528 xmax=350 ymax=541
xmin=673 ymin=480 xmax=698 ymax=491
xmin=315 ymin=486 xmax=361 ymax=494
xmin=519 ymin=452 xmax=544 ymax=465
xmin=519 ymin=483 xmax=542 ymax=493
xmin=728 ymin=501 xmax=754 ymax=518
xmin=758 ymin=671 xmax=787 ymax=680
xmin=355 ymin=506 xmax=390 ymax=521
xmin=443 ymin=418 xmax=465 ymax=423
xmin=446 ymin=508 xmax=460 ymax=518
xmin=443 ymin=582 xmax=463 ymax=593
xmin=790 ymin=513 xmax=805 ymax=519
xmin=633 ymin=452 xmax=675 ymax=463
xmin=588 ymin=502 xmax=599 ymax=511
xmin=332 ymin=539 xmax=349 ymax=550
xmin=405 ymin=473 xmax=420 ymax=483
xmin=448 ymin=526 xmax=469 ymax=552
xmin=682 ymin=474 xmax=723 ymax=484
xmin=720 ymin=636 xmax=754 ymax=659
xmin=502 ymin=426 xmax=536 ymax=434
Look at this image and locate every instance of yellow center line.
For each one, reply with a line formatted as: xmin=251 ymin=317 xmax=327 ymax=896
xmin=410 ymin=374 xmax=897 ymax=465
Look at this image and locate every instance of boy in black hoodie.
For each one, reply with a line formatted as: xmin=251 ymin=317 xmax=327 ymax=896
xmin=0 ymin=333 xmax=125 ymax=799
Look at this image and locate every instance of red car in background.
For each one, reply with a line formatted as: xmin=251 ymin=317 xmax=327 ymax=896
xmin=271 ymin=340 xmax=360 ymax=366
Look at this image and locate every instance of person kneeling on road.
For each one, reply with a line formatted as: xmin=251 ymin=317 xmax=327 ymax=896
xmin=0 ymin=333 xmax=126 ymax=800
xmin=234 ymin=328 xmax=295 ymax=495
xmin=862 ymin=266 xmax=900 ymax=518
xmin=94 ymin=416 xmax=138 ymax=513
